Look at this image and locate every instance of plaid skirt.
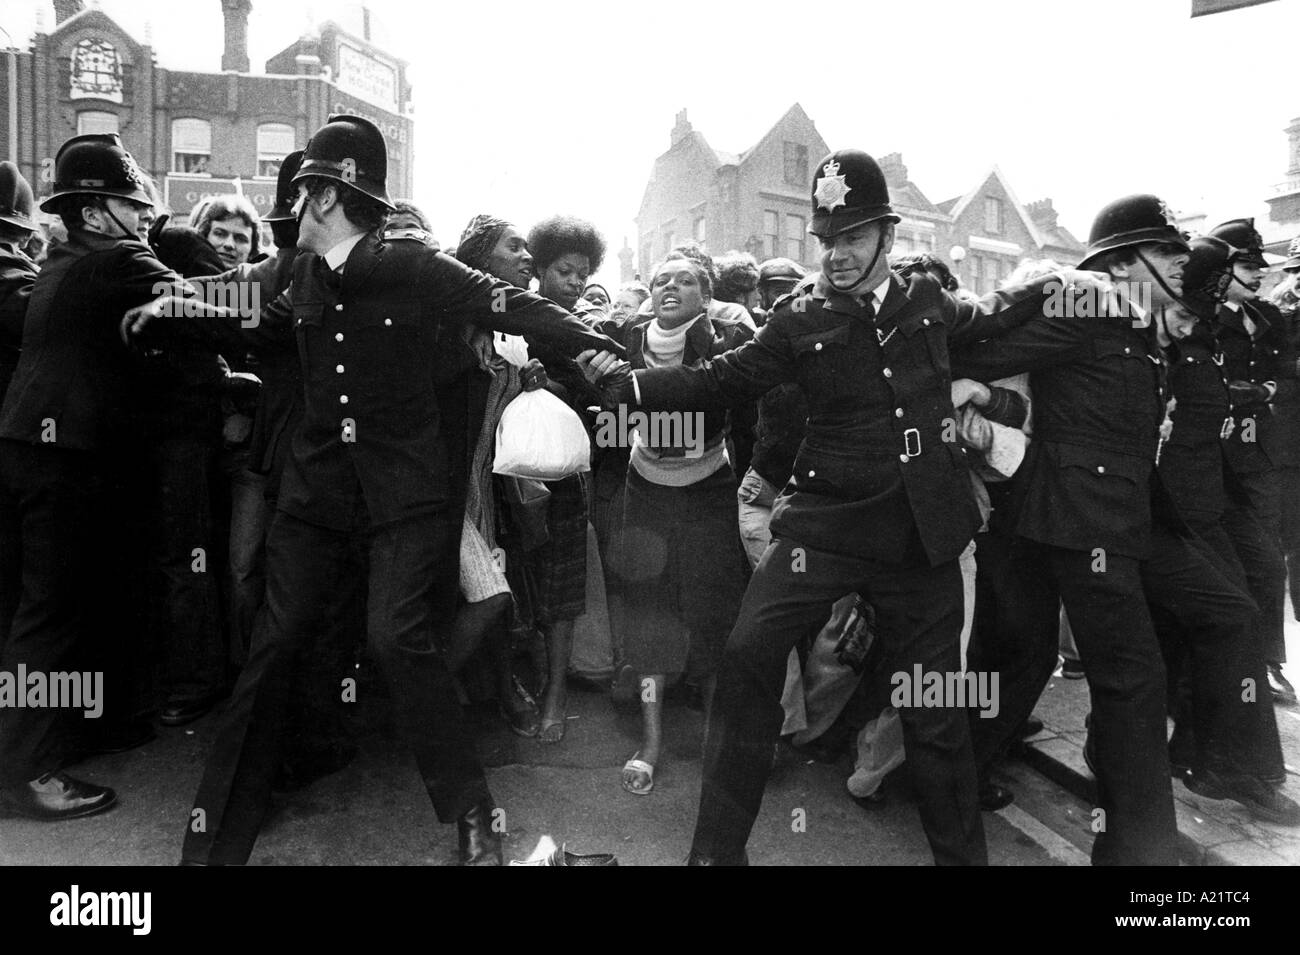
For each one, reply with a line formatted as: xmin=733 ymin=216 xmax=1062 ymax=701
xmin=517 ymin=473 xmax=588 ymax=627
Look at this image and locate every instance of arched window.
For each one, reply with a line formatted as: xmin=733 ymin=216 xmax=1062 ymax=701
xmin=172 ymin=119 xmax=212 ymax=175
xmin=256 ymin=123 xmax=295 ymax=178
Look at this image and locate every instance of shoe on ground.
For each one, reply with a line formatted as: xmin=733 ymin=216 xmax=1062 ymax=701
xmin=685 ymin=847 xmax=748 ymax=866
xmin=1267 ymin=663 xmax=1297 ymax=707
xmin=851 ymin=787 xmax=887 ymax=810
xmin=273 ymin=743 xmax=358 ymax=793
xmin=160 ymin=690 xmax=229 ymax=727
xmin=509 ymin=843 xmax=618 ymax=866
xmin=978 ymin=782 xmax=1014 ymax=811
xmin=1186 ymin=769 xmax=1300 ymax=826
xmin=1019 ymin=716 xmax=1045 ymax=738
xmin=1062 ymin=658 xmax=1086 ymax=680
xmin=0 ymin=771 xmax=117 ymax=821
xmin=1083 ymin=731 xmax=1098 ymax=778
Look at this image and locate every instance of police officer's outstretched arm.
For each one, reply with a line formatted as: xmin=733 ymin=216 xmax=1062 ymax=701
xmin=426 ymin=252 xmax=623 ymax=359
xmin=635 ymin=318 xmax=796 ymax=412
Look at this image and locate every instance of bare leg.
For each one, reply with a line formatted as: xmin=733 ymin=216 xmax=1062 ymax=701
xmin=538 ymin=619 xmax=573 ymax=743
xmin=623 ymin=673 xmax=663 ymax=793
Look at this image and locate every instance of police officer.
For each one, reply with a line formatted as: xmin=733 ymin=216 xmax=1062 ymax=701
xmin=1146 ymin=236 xmax=1297 ymax=824
xmin=1210 ymin=218 xmax=1297 ymax=705
xmin=0 ymin=135 xmax=180 ymax=820
xmin=126 ymin=115 xmax=621 ymax=865
xmin=585 ymin=149 xmax=1094 ymax=865
xmin=954 ymin=195 xmax=1191 ymax=864
xmin=1271 ymin=236 xmax=1300 ymax=637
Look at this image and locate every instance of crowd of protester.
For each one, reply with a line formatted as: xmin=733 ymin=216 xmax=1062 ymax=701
xmin=3 ymin=118 xmax=1300 ymax=867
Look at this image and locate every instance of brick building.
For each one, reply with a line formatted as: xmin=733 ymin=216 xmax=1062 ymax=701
xmin=1264 ymin=115 xmax=1300 ymax=256
xmin=634 ymin=104 xmax=1085 ymax=289
xmin=0 ymin=0 xmax=414 ymax=220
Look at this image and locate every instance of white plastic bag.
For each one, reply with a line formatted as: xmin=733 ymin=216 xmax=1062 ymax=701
xmin=493 ymin=389 xmax=591 ymax=480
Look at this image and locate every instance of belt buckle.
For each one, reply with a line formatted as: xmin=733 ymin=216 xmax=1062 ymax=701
xmin=904 ymin=427 xmax=922 ymax=457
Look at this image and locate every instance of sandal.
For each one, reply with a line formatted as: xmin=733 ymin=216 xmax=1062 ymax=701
xmin=500 ymin=677 xmax=540 ymax=738
xmin=621 ymin=753 xmax=655 ymax=795
xmin=537 ymin=717 xmax=567 ymax=744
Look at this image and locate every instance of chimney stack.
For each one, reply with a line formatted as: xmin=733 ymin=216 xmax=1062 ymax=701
xmin=1026 ymin=198 xmax=1059 ymax=231
xmin=878 ymin=152 xmax=907 ymax=186
xmin=221 ymin=0 xmax=253 ymax=73
xmin=54 ymin=0 xmax=86 ymax=25
xmin=671 ymin=109 xmax=692 ymax=147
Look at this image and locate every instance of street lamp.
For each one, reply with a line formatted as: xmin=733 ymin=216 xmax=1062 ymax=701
xmin=949 ymin=245 xmax=966 ymax=288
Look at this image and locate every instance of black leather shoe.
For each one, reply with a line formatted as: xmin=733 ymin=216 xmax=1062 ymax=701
xmin=1267 ymin=664 xmax=1297 ymax=706
xmin=978 ymin=782 xmax=1014 ymax=811
xmin=499 ymin=677 xmax=540 ymax=738
xmin=509 ymin=843 xmax=618 ymax=866
xmin=851 ymin=787 xmax=887 ymax=810
xmin=1019 ymin=716 xmax=1045 ymax=738
xmin=160 ymin=690 xmax=228 ymax=727
xmin=457 ymin=802 xmax=503 ymax=866
xmin=0 ymin=772 xmax=117 ymax=821
xmin=685 ymin=847 xmax=749 ymax=865
xmin=1186 ymin=769 xmax=1300 ymax=826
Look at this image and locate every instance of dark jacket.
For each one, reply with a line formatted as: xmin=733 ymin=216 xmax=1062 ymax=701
xmin=0 ymin=246 xmax=38 ymax=405
xmin=1273 ymin=300 xmax=1300 ymax=469
xmin=1158 ymin=326 xmax=1237 ymax=522
xmin=616 ymin=310 xmax=756 ymax=478
xmin=635 ymin=269 xmax=1051 ymax=566
xmin=954 ymin=306 xmax=1170 ymax=560
xmin=1216 ymin=300 xmax=1295 ymax=474
xmin=161 ymin=228 xmax=620 ymax=531
xmin=0 ymin=230 xmax=178 ymax=451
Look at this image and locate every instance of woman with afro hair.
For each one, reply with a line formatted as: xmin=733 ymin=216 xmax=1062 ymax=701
xmin=522 ymin=214 xmax=608 ymax=742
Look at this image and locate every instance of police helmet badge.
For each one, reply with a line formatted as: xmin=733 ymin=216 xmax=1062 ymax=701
xmin=814 ymin=158 xmax=851 ymax=213
xmin=340 ymin=158 xmax=357 ymax=183
xmin=121 ymin=154 xmax=147 ymax=190
xmin=1156 ymin=198 xmax=1178 ymax=230
xmin=1289 ymin=236 xmax=1300 ymax=258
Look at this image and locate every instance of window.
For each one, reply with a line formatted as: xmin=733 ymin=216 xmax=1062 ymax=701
xmin=172 ymin=118 xmax=212 ymax=174
xmin=785 ymin=213 xmax=806 ymax=263
xmin=256 ymin=123 xmax=295 ymax=179
xmin=763 ymin=210 xmax=779 ymax=258
xmin=693 ymin=216 xmax=706 ymax=245
xmin=983 ymin=255 xmax=1000 ymax=293
xmin=984 ymin=197 xmax=1003 ymax=235
xmin=783 ymin=142 xmax=809 ymax=187
xmin=76 ymin=111 xmax=119 ymax=135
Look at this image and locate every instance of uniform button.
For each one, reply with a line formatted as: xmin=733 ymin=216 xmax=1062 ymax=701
xmin=335 ymin=304 xmax=343 ymax=312
xmin=899 ymin=453 xmax=909 ymax=463
xmin=336 ymin=364 xmax=345 ymax=373
xmin=923 ymin=318 xmax=930 ymax=326
xmin=1124 ymin=347 xmax=1131 ymax=354
xmin=895 ymin=407 xmax=904 ymax=418
xmin=808 ymin=469 xmax=816 ymax=477
xmin=384 ymin=318 xmax=393 ymax=326
xmin=883 ymin=367 xmax=893 ymax=378
xmin=814 ymin=342 xmax=823 ymax=351
xmin=339 ymin=395 xmax=349 ymax=404
xmin=1097 ymin=465 xmax=1106 ymax=474
xmin=335 ymin=332 xmax=344 ymax=342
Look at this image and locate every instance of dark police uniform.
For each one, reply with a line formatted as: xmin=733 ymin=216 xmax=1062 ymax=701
xmin=630 ymin=150 xmax=1055 ymax=866
xmin=149 ymin=117 xmax=621 ymax=864
xmin=0 ymin=136 xmax=180 ymax=797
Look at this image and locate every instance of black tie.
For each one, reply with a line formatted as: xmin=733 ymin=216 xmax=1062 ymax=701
xmin=317 ymin=257 xmax=343 ymax=294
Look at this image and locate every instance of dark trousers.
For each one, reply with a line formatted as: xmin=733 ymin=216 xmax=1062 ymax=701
xmin=1223 ymin=469 xmax=1286 ymax=663
xmin=691 ymin=536 xmax=986 ymax=866
xmin=970 ymin=540 xmax=1178 ymax=865
xmin=224 ymin=454 xmax=270 ymax=671
xmin=148 ymin=435 xmax=227 ymax=703
xmin=181 ymin=509 xmax=490 ymax=865
xmin=1278 ymin=465 xmax=1300 ymax=622
xmin=0 ymin=441 xmax=139 ymax=785
xmin=1144 ymin=523 xmax=1284 ymax=781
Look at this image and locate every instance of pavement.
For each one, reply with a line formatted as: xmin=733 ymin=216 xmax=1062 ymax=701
xmin=1023 ymin=620 xmax=1300 ymax=866
xmin=2 ymin=624 xmax=1299 ymax=866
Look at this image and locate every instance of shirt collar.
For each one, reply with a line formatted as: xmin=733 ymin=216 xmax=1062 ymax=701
xmin=1223 ymin=300 xmax=1241 ymax=313
xmin=866 ymin=275 xmax=892 ymax=311
xmin=323 ymin=232 xmax=365 ymax=272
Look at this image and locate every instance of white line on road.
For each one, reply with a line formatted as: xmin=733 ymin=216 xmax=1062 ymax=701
xmin=997 ymin=803 xmax=1091 ymax=866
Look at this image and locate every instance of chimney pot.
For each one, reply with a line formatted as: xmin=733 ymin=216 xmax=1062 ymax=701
xmin=221 ymin=0 xmax=253 ymax=73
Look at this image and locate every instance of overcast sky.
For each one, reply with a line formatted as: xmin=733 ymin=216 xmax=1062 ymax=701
xmin=3 ymin=0 xmax=1297 ymax=288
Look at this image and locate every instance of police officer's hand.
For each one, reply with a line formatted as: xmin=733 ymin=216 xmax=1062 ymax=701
xmin=957 ymin=405 xmax=993 ymax=452
xmin=121 ymin=295 xmax=183 ymax=344
xmin=951 ymin=378 xmax=992 ymax=409
xmin=521 ymin=358 xmax=549 ymax=392
xmin=575 ymin=349 xmax=623 ymax=386
xmin=1228 ymin=379 xmax=1272 ymax=405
